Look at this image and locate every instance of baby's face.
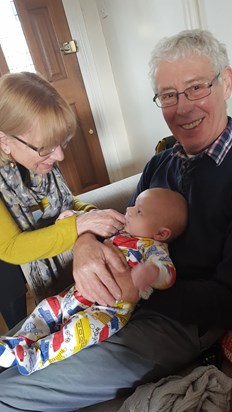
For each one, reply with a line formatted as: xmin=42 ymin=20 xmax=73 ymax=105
xmin=124 ymin=191 xmax=161 ymax=238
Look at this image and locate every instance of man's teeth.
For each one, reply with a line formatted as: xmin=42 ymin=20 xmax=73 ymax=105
xmin=182 ymin=119 xmax=202 ymax=130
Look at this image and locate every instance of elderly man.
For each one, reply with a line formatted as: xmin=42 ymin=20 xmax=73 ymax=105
xmin=1 ymin=29 xmax=232 ymax=412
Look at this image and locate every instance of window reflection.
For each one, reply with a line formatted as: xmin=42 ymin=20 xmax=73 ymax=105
xmin=0 ymin=0 xmax=35 ymax=73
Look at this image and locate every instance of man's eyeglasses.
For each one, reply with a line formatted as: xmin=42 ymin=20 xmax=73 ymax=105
xmin=153 ymin=72 xmax=220 ymax=108
xmin=10 ymin=134 xmax=71 ymax=157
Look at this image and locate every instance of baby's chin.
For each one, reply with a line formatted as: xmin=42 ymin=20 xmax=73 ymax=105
xmin=124 ymin=224 xmax=138 ymax=237
xmin=124 ymin=218 xmax=132 ymax=231
xmin=124 ymin=223 xmax=130 ymax=233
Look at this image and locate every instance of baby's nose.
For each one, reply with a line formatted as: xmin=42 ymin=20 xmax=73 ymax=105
xmin=126 ymin=207 xmax=131 ymax=215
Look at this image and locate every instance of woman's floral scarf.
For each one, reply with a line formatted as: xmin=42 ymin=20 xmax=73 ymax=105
xmin=0 ymin=163 xmax=74 ymax=302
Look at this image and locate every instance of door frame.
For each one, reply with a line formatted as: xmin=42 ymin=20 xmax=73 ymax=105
xmin=63 ymin=0 xmax=133 ymax=182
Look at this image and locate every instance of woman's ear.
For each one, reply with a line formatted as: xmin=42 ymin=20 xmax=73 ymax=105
xmin=0 ymin=131 xmax=11 ymax=154
xmin=153 ymin=227 xmax=172 ymax=242
xmin=223 ymin=67 xmax=232 ymax=100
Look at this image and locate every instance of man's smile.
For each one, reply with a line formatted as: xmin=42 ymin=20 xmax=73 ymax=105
xmin=181 ymin=118 xmax=203 ymax=130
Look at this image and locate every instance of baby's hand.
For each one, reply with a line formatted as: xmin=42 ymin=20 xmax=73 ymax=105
xmin=131 ymin=262 xmax=160 ymax=300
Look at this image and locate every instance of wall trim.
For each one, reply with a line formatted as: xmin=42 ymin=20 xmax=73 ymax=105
xmin=62 ymin=0 xmax=124 ymax=182
xmin=182 ymin=0 xmax=204 ymax=29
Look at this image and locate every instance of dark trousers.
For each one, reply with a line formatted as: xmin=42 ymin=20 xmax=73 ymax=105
xmin=0 ymin=308 xmax=224 ymax=411
xmin=0 ymin=260 xmax=27 ymax=329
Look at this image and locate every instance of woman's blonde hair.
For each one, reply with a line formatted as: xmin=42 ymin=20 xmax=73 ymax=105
xmin=0 ymin=71 xmax=77 ymax=164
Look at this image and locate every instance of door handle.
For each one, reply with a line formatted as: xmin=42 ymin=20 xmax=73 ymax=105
xmin=60 ymin=40 xmax=78 ymax=54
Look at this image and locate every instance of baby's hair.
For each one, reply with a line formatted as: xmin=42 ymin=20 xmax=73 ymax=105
xmin=143 ymin=187 xmax=188 ymax=241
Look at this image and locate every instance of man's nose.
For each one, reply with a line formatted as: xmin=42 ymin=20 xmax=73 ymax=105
xmin=176 ymin=92 xmax=194 ymax=114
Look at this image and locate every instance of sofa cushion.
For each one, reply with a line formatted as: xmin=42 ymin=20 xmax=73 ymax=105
xmin=78 ymin=174 xmax=141 ymax=213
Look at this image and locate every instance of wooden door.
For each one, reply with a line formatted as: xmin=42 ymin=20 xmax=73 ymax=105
xmin=13 ymin=0 xmax=110 ymax=194
xmin=0 ymin=46 xmax=9 ymax=76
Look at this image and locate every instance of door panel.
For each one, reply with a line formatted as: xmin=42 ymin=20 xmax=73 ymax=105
xmin=14 ymin=0 xmax=110 ymax=194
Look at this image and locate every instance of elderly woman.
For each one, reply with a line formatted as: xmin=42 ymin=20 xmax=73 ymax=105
xmin=0 ymin=71 xmax=125 ymax=327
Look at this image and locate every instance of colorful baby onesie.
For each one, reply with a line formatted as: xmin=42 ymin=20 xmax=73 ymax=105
xmin=0 ymin=232 xmax=175 ymax=375
xmin=111 ymin=232 xmax=176 ymax=289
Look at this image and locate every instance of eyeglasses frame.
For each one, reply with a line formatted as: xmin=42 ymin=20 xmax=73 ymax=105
xmin=10 ymin=134 xmax=71 ymax=157
xmin=153 ymin=72 xmax=221 ymax=108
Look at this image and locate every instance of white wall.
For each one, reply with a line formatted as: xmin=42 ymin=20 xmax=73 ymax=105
xmin=63 ymin=0 xmax=232 ymax=181
xmin=94 ymin=0 xmax=188 ymax=172
xmin=198 ymin=0 xmax=232 ymax=115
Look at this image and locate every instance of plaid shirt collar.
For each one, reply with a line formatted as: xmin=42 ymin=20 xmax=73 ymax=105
xmin=172 ymin=116 xmax=232 ymax=165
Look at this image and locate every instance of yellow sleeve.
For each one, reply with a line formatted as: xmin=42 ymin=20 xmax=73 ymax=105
xmin=0 ymin=200 xmax=78 ymax=264
xmin=73 ymin=196 xmax=97 ymax=212
xmin=40 ymin=196 xmax=96 ymax=213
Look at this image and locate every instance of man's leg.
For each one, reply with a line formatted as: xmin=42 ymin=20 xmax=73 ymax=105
xmin=0 ymin=308 xmax=223 ymax=412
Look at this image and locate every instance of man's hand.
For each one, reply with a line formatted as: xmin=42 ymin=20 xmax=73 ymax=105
xmin=104 ymin=239 xmax=140 ymax=303
xmin=73 ymin=234 xmax=127 ymax=305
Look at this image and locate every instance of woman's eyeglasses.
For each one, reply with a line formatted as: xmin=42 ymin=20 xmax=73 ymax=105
xmin=10 ymin=135 xmax=71 ymax=157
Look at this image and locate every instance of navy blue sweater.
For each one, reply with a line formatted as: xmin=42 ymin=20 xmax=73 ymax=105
xmin=129 ymin=145 xmax=232 ymax=329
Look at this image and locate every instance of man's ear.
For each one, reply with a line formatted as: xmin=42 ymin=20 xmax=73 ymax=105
xmin=153 ymin=227 xmax=172 ymax=242
xmin=223 ymin=67 xmax=232 ymax=100
xmin=0 ymin=131 xmax=11 ymax=154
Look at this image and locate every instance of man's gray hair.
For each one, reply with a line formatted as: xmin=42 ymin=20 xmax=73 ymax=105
xmin=149 ymin=29 xmax=230 ymax=91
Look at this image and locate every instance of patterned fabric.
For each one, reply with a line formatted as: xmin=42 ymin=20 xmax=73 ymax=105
xmin=0 ymin=287 xmax=133 ymax=375
xmin=206 ymin=116 xmax=232 ymax=165
xmin=111 ymin=232 xmax=176 ymax=289
xmin=221 ymin=331 xmax=232 ymax=363
xmin=172 ymin=116 xmax=232 ymax=166
xmin=0 ymin=232 xmax=175 ymax=375
xmin=0 ymin=163 xmax=74 ymax=301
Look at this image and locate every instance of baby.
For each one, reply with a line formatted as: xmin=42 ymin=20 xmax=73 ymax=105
xmin=0 ymin=188 xmax=187 ymax=375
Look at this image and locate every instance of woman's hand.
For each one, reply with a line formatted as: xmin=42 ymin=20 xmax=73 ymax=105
xmin=76 ymin=209 xmax=125 ymax=237
xmin=72 ymin=233 xmax=128 ymax=305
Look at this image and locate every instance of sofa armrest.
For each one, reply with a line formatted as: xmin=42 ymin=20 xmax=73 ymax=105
xmin=78 ymin=173 xmax=141 ymax=213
